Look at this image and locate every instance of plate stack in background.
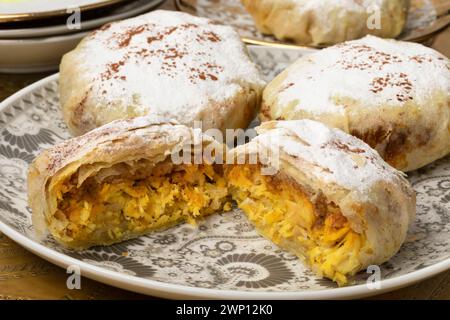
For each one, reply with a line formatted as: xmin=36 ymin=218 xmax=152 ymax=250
xmin=0 ymin=0 xmax=166 ymax=73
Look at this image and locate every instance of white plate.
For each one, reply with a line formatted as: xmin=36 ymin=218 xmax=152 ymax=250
xmin=0 ymin=31 xmax=88 ymax=73
xmin=0 ymin=0 xmax=165 ymax=39
xmin=0 ymin=0 xmax=128 ymax=23
xmin=0 ymin=46 xmax=449 ymax=299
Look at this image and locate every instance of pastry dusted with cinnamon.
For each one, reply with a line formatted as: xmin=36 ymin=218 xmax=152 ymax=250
xmin=60 ymin=10 xmax=265 ymax=136
xmin=28 ymin=117 xmax=230 ymax=250
xmin=261 ymin=36 xmax=450 ymax=171
xmin=227 ymin=120 xmax=416 ymax=285
xmin=241 ymin=0 xmax=409 ymax=46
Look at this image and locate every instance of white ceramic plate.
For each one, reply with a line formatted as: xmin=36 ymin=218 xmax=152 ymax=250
xmin=0 ymin=0 xmax=165 ymax=39
xmin=0 ymin=31 xmax=89 ymax=73
xmin=0 ymin=46 xmax=449 ymax=300
xmin=0 ymin=0 xmax=128 ymax=23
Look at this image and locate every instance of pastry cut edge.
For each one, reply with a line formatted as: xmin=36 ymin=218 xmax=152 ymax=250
xmin=28 ymin=118 xmax=416 ymax=286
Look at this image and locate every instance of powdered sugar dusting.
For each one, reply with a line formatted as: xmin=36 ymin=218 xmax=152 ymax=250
xmin=76 ymin=10 xmax=265 ymax=122
xmin=44 ymin=117 xmax=178 ymax=173
xmin=405 ymin=0 xmax=436 ymax=30
xmin=295 ymin=0 xmax=384 ymax=12
xmin=276 ymin=36 xmax=450 ymax=116
xmin=256 ymin=120 xmax=404 ymax=192
xmin=289 ymin=0 xmax=385 ymax=27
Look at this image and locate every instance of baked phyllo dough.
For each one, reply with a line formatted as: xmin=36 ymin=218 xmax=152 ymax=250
xmin=261 ymin=36 xmax=450 ymax=172
xmin=28 ymin=117 xmax=230 ymax=250
xmin=60 ymin=10 xmax=265 ymax=136
xmin=227 ymin=120 xmax=416 ymax=285
xmin=241 ymin=0 xmax=409 ymax=46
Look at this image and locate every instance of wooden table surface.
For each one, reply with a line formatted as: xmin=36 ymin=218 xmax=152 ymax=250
xmin=0 ymin=0 xmax=449 ymax=300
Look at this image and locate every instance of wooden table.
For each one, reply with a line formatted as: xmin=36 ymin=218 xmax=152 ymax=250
xmin=0 ymin=1 xmax=449 ymax=300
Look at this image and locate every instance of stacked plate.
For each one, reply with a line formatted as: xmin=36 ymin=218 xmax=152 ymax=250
xmin=0 ymin=0 xmax=166 ymax=73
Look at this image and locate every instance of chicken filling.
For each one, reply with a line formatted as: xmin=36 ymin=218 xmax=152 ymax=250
xmin=227 ymin=165 xmax=365 ymax=285
xmin=52 ymin=160 xmax=231 ymax=248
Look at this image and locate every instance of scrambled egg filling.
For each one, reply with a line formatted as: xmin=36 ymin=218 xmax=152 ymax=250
xmin=227 ymin=165 xmax=365 ymax=285
xmin=52 ymin=159 xmax=365 ymax=283
xmin=55 ymin=163 xmax=231 ymax=247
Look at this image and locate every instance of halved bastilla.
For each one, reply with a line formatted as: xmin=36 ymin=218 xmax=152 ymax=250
xmin=227 ymin=120 xmax=416 ymax=285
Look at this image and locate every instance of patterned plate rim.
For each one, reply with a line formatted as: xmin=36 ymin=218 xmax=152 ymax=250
xmin=174 ymin=0 xmax=450 ymax=49
xmin=0 ymin=72 xmax=449 ymax=299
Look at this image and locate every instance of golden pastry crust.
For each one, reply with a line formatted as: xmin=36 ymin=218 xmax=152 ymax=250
xmin=28 ymin=117 xmax=229 ymax=249
xmin=261 ymin=36 xmax=450 ymax=172
xmin=59 ymin=10 xmax=265 ymax=136
xmin=28 ymin=116 xmax=416 ymax=285
xmin=241 ymin=0 xmax=409 ymax=46
xmin=227 ymin=120 xmax=416 ymax=285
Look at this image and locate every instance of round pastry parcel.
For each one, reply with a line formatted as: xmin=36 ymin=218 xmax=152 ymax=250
xmin=28 ymin=117 xmax=231 ymax=250
xmin=227 ymin=120 xmax=416 ymax=285
xmin=59 ymin=10 xmax=266 ymax=136
xmin=241 ymin=0 xmax=409 ymax=46
xmin=261 ymin=36 xmax=450 ymax=172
